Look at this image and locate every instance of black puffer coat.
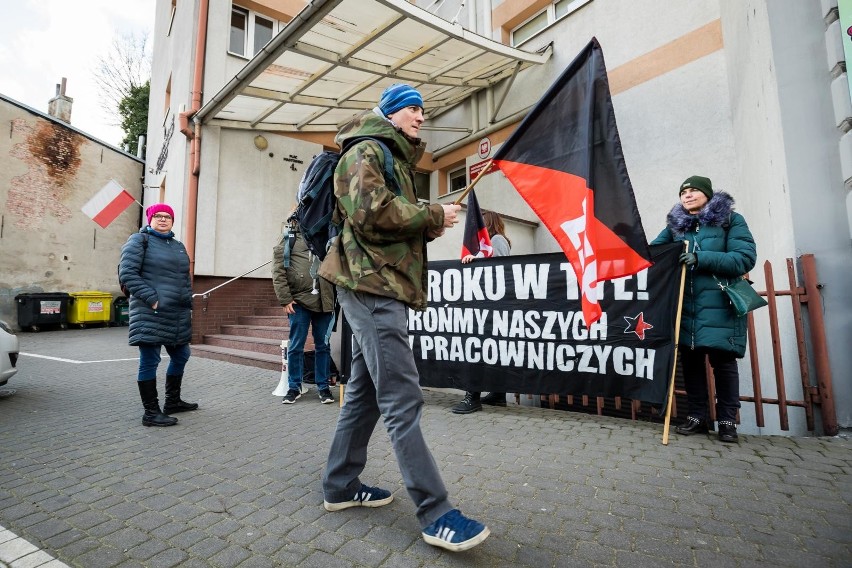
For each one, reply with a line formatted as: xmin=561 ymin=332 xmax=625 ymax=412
xmin=119 ymin=227 xmax=192 ymax=346
xmin=651 ymin=192 xmax=756 ymax=357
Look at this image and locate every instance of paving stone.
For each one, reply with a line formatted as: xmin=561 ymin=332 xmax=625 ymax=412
xmin=1 ymin=328 xmax=850 ymax=568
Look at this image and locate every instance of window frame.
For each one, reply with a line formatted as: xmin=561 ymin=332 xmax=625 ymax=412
xmin=413 ymin=171 xmax=430 ymax=203
xmin=510 ymin=0 xmax=593 ymax=47
xmin=448 ymin=167 xmax=468 ymax=195
xmin=229 ymin=4 xmax=280 ymax=59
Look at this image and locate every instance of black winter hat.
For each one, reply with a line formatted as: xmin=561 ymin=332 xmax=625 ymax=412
xmin=679 ymin=176 xmax=713 ymax=200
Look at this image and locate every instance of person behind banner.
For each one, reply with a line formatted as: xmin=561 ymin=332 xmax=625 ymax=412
xmin=317 ymin=84 xmax=490 ymax=552
xmin=119 ymin=203 xmax=197 ymax=428
xmin=272 ymin=215 xmax=336 ymax=405
xmin=453 ymin=210 xmax=512 ymax=414
xmin=651 ymin=176 xmax=756 ymax=443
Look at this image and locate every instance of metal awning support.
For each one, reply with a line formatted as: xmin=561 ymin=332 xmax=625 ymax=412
xmin=196 ymin=0 xmax=551 ymax=132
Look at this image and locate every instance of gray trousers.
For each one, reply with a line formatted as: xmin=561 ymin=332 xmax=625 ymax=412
xmin=323 ymin=288 xmax=452 ymax=529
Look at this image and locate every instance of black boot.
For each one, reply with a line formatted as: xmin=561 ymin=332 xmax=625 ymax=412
xmin=138 ymin=380 xmax=178 ymax=427
xmin=481 ymin=392 xmax=507 ymax=407
xmin=451 ymin=392 xmax=482 ymax=414
xmin=717 ymin=421 xmax=739 ymax=443
xmin=163 ymin=374 xmax=198 ymax=414
xmin=675 ymin=416 xmax=708 ymax=435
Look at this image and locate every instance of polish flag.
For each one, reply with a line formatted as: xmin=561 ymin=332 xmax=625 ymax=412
xmin=82 ymin=180 xmax=136 ymax=228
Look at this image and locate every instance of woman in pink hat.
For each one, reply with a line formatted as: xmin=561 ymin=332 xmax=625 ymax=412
xmin=118 ymin=203 xmax=197 ymax=427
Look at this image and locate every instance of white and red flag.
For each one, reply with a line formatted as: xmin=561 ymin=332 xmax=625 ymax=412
xmin=82 ymin=179 xmax=136 ymax=228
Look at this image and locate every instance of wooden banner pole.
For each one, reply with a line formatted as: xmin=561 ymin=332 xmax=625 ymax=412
xmin=662 ymin=241 xmax=689 ymax=445
xmin=452 ymin=159 xmax=494 ymax=205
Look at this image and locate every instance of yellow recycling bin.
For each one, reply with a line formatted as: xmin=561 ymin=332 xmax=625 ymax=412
xmin=68 ymin=291 xmax=113 ymax=327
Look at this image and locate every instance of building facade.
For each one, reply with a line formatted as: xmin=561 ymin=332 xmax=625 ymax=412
xmin=0 ymin=88 xmax=144 ymax=327
xmin=146 ymin=0 xmax=851 ymax=435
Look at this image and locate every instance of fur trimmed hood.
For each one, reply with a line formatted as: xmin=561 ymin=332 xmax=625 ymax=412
xmin=665 ymin=191 xmax=735 ymax=238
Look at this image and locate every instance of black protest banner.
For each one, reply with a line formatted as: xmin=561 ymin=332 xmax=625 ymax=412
xmin=409 ymin=243 xmax=682 ymax=405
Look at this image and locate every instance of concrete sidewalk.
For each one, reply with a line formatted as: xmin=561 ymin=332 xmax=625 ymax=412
xmin=0 ymin=327 xmax=850 ymax=567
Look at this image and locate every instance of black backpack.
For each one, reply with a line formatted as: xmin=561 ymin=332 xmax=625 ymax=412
xmin=118 ymin=233 xmax=149 ymax=298
xmin=295 ymin=137 xmax=400 ymax=260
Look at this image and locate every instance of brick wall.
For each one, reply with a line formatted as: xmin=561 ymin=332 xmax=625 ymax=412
xmin=191 ymin=276 xmax=277 ymax=344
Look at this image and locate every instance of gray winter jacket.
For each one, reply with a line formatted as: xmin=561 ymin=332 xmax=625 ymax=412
xmin=119 ymin=227 xmax=192 ymax=346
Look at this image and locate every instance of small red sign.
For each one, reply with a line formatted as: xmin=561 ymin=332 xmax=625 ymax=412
xmin=469 ymin=160 xmax=495 ymax=181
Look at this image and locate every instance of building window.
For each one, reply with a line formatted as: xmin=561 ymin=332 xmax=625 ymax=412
xmin=414 ymin=171 xmax=430 ymax=202
xmin=511 ymin=0 xmax=592 ymax=46
xmin=448 ymin=167 xmax=467 ymax=194
xmin=229 ymin=6 xmax=248 ymax=56
xmin=229 ymin=4 xmax=280 ymax=59
xmin=167 ymin=0 xmax=177 ymax=36
xmin=164 ymin=75 xmax=172 ymax=121
xmin=254 ymin=15 xmax=274 ymax=54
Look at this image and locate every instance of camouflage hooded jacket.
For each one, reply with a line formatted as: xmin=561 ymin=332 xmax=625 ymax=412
xmin=318 ymin=109 xmax=445 ymax=310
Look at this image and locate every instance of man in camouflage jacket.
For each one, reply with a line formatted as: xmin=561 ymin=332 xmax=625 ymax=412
xmin=319 ymin=85 xmax=490 ymax=552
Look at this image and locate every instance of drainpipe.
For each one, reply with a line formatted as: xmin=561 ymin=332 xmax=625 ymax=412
xmin=179 ymin=0 xmax=209 ymax=278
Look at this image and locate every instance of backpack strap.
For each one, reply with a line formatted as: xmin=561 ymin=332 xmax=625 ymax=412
xmin=341 ymin=136 xmax=402 ymax=196
xmin=280 ymin=224 xmax=297 ymax=268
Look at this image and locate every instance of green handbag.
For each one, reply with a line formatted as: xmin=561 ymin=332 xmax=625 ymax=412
xmin=713 ymin=275 xmax=768 ymax=317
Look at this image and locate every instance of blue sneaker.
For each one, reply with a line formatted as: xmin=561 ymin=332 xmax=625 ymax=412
xmin=422 ymin=509 xmax=490 ymax=552
xmin=323 ymin=484 xmax=394 ymax=511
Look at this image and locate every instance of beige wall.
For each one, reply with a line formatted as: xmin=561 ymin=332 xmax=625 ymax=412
xmin=0 ymin=98 xmax=144 ymax=328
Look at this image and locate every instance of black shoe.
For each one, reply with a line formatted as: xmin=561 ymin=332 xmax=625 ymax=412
xmin=481 ymin=392 xmax=507 ymax=407
xmin=675 ymin=416 xmax=708 ymax=435
xmin=718 ymin=421 xmax=739 ymax=443
xmin=282 ymin=388 xmax=302 ymax=404
xmin=318 ymin=388 xmax=335 ymax=404
xmin=451 ymin=393 xmax=482 ymax=414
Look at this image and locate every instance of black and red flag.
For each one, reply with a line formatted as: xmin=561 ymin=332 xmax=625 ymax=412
xmin=460 ymin=189 xmax=493 ymax=259
xmin=492 ymin=37 xmax=652 ymax=326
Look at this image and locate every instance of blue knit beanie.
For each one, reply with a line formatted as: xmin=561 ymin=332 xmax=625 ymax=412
xmin=378 ymin=84 xmax=423 ymax=117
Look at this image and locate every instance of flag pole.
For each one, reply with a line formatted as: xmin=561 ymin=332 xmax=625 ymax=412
xmin=662 ymin=241 xmax=689 ymax=445
xmin=453 ymin=159 xmax=494 ymax=205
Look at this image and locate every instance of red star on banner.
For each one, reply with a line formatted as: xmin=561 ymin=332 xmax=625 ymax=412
xmin=623 ymin=312 xmax=653 ymax=340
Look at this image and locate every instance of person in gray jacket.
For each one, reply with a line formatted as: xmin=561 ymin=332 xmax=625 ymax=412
xmin=119 ymin=203 xmax=197 ymax=427
xmin=452 ymin=210 xmax=512 ymax=414
xmin=272 ymin=217 xmax=336 ymax=404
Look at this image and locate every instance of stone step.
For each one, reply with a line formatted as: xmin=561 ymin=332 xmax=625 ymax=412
xmin=239 ymin=314 xmax=288 ymax=327
xmin=254 ymin=306 xmax=285 ymax=316
xmin=220 ymin=324 xmax=287 ymax=340
xmin=204 ymin=334 xmax=283 ymax=357
xmin=191 ymin=344 xmax=281 ymax=371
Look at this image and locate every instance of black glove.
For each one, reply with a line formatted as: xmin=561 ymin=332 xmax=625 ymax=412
xmin=679 ymin=252 xmax=698 ymax=267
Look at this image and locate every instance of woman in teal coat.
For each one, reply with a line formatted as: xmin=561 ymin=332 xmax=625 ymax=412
xmin=652 ymin=176 xmax=757 ymax=443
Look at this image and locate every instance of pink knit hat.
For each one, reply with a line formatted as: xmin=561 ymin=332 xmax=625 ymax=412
xmin=146 ymin=203 xmax=174 ymax=225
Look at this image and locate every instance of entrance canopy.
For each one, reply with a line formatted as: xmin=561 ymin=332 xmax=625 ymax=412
xmin=196 ymin=0 xmax=552 ymax=132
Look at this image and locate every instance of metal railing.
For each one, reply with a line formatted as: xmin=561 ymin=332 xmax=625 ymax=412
xmin=191 ymin=260 xmax=272 ymax=300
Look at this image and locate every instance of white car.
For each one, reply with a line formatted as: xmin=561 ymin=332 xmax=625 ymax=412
xmin=0 ymin=320 xmax=19 ymax=386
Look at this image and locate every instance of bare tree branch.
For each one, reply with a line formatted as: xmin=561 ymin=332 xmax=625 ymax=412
xmin=93 ymin=32 xmax=152 ymax=120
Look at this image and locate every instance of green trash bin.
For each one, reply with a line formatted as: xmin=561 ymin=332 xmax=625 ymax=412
xmin=113 ymin=297 xmax=130 ymax=326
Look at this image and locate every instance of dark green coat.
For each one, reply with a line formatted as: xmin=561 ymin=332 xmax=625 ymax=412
xmin=319 ymin=109 xmax=444 ymax=310
xmin=651 ymin=192 xmax=756 ymax=357
xmin=272 ymin=227 xmax=334 ymax=312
